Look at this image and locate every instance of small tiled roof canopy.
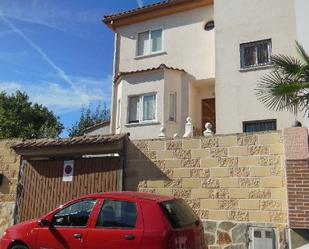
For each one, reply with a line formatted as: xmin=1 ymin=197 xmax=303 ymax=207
xmin=103 ymin=0 xmax=213 ymax=30
xmin=84 ymin=120 xmax=110 ymax=133
xmin=114 ymin=64 xmax=185 ymax=84
xmin=12 ymin=133 xmax=129 ymax=157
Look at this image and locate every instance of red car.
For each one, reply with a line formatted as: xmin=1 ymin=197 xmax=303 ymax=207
xmin=0 ymin=192 xmax=206 ymax=249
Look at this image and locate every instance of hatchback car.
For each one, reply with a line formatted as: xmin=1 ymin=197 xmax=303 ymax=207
xmin=0 ymin=191 xmax=207 ymax=249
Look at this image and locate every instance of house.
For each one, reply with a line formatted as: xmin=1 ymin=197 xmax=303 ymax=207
xmin=103 ymin=0 xmax=308 ymax=139
xmin=84 ymin=121 xmax=111 ymax=136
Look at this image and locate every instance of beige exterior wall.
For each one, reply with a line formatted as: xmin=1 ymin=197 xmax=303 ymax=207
xmin=115 ymin=71 xmax=165 ymax=140
xmin=295 ymin=0 xmax=309 ymax=51
xmin=214 ymin=0 xmax=303 ymax=134
xmin=0 ymin=140 xmax=20 ymax=236
xmin=111 ymin=5 xmax=215 ymax=138
xmin=114 ymin=69 xmax=190 ymax=139
xmin=189 ymin=79 xmax=215 ymax=133
xmin=110 ymin=0 xmax=308 ymax=138
xmin=85 ymin=125 xmax=110 ymax=136
xmin=116 ymin=5 xmax=215 ymax=80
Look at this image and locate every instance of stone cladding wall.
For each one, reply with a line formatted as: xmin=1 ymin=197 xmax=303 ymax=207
xmin=126 ymin=131 xmax=288 ymax=248
xmin=0 ymin=140 xmax=20 ymax=235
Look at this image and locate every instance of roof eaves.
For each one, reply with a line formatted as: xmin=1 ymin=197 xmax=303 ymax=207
xmin=113 ymin=64 xmax=186 ymax=84
xmin=103 ymin=0 xmax=213 ymax=30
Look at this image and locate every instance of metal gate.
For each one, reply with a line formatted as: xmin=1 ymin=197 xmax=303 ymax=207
xmin=17 ymin=157 xmax=120 ymax=222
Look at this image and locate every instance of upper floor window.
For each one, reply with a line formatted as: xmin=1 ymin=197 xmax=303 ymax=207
xmin=240 ymin=39 xmax=272 ymax=69
xmin=128 ymin=93 xmax=156 ymax=124
xmin=169 ymin=92 xmax=176 ymax=122
xmin=137 ymin=29 xmax=163 ymax=56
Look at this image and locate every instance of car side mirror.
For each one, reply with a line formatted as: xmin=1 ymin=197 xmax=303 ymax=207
xmin=38 ymin=219 xmax=50 ymax=227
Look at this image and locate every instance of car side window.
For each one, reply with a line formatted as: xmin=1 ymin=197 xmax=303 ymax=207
xmin=52 ymin=199 xmax=96 ymax=227
xmin=96 ymin=199 xmax=137 ymax=229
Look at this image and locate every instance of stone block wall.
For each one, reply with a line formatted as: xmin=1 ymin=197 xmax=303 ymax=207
xmin=0 ymin=140 xmax=20 ymax=235
xmin=126 ymin=131 xmax=287 ymax=248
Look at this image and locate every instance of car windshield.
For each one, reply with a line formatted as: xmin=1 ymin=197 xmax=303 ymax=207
xmin=160 ymin=199 xmax=199 ymax=229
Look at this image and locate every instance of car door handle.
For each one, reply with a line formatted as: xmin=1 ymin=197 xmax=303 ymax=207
xmin=124 ymin=234 xmax=135 ymax=240
xmin=73 ymin=233 xmax=82 ymax=239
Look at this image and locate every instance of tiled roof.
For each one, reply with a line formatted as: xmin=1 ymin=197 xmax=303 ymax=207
xmin=104 ymin=0 xmax=172 ymax=21
xmin=84 ymin=121 xmax=110 ymax=133
xmin=103 ymin=0 xmax=211 ymax=29
xmin=11 ymin=133 xmax=128 ymax=150
xmin=114 ymin=64 xmax=185 ymax=83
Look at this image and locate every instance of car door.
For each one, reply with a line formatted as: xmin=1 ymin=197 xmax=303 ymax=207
xmin=84 ymin=198 xmax=143 ymax=249
xmin=36 ymin=199 xmax=97 ymax=249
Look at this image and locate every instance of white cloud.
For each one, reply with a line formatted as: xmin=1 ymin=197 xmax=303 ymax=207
xmin=0 ymin=82 xmax=22 ymax=93
xmin=0 ymin=0 xmax=103 ymax=36
xmin=0 ymin=14 xmax=101 ymax=106
xmin=0 ymin=75 xmax=112 ymax=114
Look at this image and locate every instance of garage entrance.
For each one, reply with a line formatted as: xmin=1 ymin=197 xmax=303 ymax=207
xmin=12 ymin=133 xmax=128 ymax=223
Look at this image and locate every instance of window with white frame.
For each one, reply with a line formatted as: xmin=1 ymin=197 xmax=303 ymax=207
xmin=128 ymin=94 xmax=156 ymax=124
xmin=240 ymin=39 xmax=272 ymax=68
xmin=169 ymin=92 xmax=176 ymax=121
xmin=137 ymin=29 xmax=163 ymax=56
xmin=249 ymin=227 xmax=277 ymax=249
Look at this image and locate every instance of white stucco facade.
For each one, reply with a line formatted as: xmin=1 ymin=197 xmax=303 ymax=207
xmin=215 ymin=0 xmax=304 ymax=134
xmin=116 ymin=6 xmax=215 ymax=80
xmin=108 ymin=0 xmax=308 ymax=139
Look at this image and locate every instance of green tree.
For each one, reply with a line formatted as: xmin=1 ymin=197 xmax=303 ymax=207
xmin=256 ymin=42 xmax=309 ymax=117
xmin=68 ymin=103 xmax=110 ymax=137
xmin=0 ymin=91 xmax=63 ymax=139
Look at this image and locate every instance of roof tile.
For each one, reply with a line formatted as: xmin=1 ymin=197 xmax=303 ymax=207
xmin=11 ymin=133 xmax=129 ymax=150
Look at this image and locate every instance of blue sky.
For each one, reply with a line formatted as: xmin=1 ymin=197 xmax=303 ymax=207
xmin=0 ymin=0 xmax=159 ymax=136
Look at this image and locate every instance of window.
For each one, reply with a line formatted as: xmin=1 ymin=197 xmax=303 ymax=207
xmin=137 ymin=29 xmax=163 ymax=56
xmin=52 ymin=199 xmax=96 ymax=227
xmin=160 ymin=199 xmax=199 ymax=229
xmin=169 ymin=92 xmax=176 ymax=121
xmin=96 ymin=200 xmax=137 ymax=229
xmin=128 ymin=94 xmax=156 ymax=124
xmin=249 ymin=227 xmax=277 ymax=249
xmin=243 ymin=120 xmax=276 ymax=133
xmin=240 ymin=39 xmax=272 ymax=68
xmin=116 ymin=99 xmax=121 ymax=128
xmin=204 ymin=20 xmax=215 ymax=31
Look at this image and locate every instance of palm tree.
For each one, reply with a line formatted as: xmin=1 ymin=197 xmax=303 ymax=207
xmin=256 ymin=42 xmax=309 ymax=119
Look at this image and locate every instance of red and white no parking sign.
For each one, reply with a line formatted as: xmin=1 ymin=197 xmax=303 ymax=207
xmin=63 ymin=160 xmax=74 ymax=182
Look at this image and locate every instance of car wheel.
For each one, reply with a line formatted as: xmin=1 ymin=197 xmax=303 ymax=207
xmin=11 ymin=244 xmax=28 ymax=249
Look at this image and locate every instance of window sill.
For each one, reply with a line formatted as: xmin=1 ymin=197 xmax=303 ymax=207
xmin=135 ymin=51 xmax=167 ymax=60
xmin=125 ymin=121 xmax=160 ymax=127
xmin=239 ymin=64 xmax=274 ymax=72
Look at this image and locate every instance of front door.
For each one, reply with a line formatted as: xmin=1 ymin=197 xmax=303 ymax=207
xmin=85 ymin=198 xmax=143 ymax=249
xmin=36 ymin=199 xmax=96 ymax=249
xmin=202 ymin=98 xmax=216 ymax=133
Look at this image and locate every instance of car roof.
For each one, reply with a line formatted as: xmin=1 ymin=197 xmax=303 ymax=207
xmin=78 ymin=191 xmax=175 ymax=203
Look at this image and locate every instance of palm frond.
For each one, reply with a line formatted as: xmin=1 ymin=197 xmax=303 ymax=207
xmin=255 ymin=71 xmax=307 ymax=114
xmin=256 ymin=42 xmax=309 ymax=116
xmin=296 ymin=41 xmax=309 ymax=66
xmin=272 ymin=54 xmax=303 ymax=78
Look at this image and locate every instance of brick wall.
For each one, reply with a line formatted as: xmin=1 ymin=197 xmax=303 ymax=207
xmin=126 ymin=131 xmax=288 ymax=248
xmin=286 ymin=160 xmax=309 ymax=229
xmin=0 ymin=140 xmax=20 ymax=235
